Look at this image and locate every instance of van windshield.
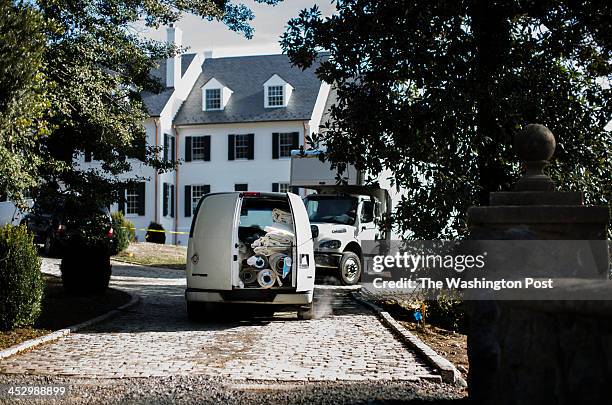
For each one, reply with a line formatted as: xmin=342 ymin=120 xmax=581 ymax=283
xmin=303 ymin=196 xmax=357 ymax=225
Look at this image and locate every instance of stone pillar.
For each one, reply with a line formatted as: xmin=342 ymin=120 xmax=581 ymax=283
xmin=466 ymin=124 xmax=610 ymax=404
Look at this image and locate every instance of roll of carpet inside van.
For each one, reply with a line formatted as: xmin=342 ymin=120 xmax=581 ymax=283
xmin=269 ymin=253 xmax=288 ymax=273
xmin=246 ymin=254 xmax=268 ymax=270
xmin=257 ymin=269 xmax=276 ymax=288
xmin=239 ymin=267 xmax=257 ymax=284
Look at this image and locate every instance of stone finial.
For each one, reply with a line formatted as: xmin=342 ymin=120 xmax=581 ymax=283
xmin=514 ymin=124 xmax=556 ymax=191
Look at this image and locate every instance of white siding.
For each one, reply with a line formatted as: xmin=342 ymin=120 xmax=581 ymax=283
xmin=174 ymin=121 xmax=304 ymax=245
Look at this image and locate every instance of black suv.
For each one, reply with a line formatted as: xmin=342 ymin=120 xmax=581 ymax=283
xmin=21 ymin=196 xmax=113 ymax=256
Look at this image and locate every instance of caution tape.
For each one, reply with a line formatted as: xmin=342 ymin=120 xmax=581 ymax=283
xmin=120 ymin=226 xmax=190 ymax=235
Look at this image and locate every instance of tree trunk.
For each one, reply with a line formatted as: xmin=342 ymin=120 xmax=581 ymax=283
xmin=471 ymin=0 xmax=511 ymax=205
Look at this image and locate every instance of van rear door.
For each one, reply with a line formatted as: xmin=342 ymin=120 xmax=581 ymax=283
xmin=189 ymin=193 xmax=240 ymax=290
xmin=288 ymin=192 xmax=315 ymax=292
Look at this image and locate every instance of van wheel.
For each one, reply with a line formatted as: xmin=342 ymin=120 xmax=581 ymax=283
xmin=187 ymin=301 xmax=207 ymax=321
xmin=338 ymin=251 xmax=362 ymax=285
xmin=297 ymin=303 xmax=314 ymax=320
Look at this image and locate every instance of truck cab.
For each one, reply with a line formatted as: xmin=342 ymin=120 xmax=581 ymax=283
xmin=290 ymin=150 xmax=392 ymax=285
xmin=304 ymin=192 xmax=383 ymax=284
xmin=185 ymin=191 xmax=316 ymax=320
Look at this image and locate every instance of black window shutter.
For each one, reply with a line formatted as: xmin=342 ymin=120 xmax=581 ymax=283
xmin=204 ymin=136 xmax=211 ymax=161
xmin=171 ymin=136 xmax=176 ymax=163
xmin=163 ymin=134 xmax=169 ymax=161
xmin=170 ymin=185 xmax=175 ymax=218
xmin=163 ymin=183 xmax=168 ymax=217
xmin=185 ymin=136 xmax=192 ymax=162
xmin=292 ymin=132 xmax=299 ymax=149
xmin=272 ymin=133 xmax=279 ymax=159
xmin=184 ymin=185 xmax=192 ymax=217
xmin=118 ymin=187 xmax=126 ymax=214
xmin=247 ymin=133 xmax=254 ymax=160
xmin=228 ymin=134 xmax=235 ymax=160
xmin=272 ymin=183 xmax=279 ymax=192
xmin=84 ymin=149 xmax=92 ymax=162
xmin=137 ymin=182 xmax=146 ymax=216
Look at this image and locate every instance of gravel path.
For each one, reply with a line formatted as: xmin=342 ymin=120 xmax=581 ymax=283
xmin=0 ymin=374 xmax=466 ymax=404
xmin=0 ymin=258 xmax=466 ymax=403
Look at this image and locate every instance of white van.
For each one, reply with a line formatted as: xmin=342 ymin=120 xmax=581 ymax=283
xmin=185 ymin=191 xmax=316 ymax=320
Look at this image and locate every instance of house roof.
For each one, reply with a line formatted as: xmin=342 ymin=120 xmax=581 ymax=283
xmin=174 ymin=54 xmax=325 ymax=125
xmin=320 ymin=86 xmax=337 ymax=128
xmin=142 ymin=53 xmax=197 ymax=116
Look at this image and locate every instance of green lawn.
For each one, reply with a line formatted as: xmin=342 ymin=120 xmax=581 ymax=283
xmin=113 ymin=242 xmax=186 ymax=270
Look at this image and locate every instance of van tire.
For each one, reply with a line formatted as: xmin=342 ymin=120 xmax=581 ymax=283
xmin=297 ymin=303 xmax=314 ymax=320
xmin=338 ymin=251 xmax=362 ymax=285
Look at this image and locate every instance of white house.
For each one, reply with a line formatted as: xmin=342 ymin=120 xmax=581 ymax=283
xmin=1 ymin=26 xmax=332 ymax=244
xmin=91 ymin=27 xmax=332 ymax=245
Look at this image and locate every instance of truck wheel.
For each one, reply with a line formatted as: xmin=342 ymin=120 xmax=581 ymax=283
xmin=297 ymin=303 xmax=314 ymax=320
xmin=339 ymin=251 xmax=362 ymax=285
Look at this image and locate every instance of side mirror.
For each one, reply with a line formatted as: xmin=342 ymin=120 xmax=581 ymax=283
xmin=360 ymin=201 xmax=374 ymax=223
xmin=310 ymin=225 xmax=319 ymax=238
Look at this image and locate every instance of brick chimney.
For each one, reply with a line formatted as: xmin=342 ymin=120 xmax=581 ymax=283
xmin=166 ymin=25 xmax=182 ymax=88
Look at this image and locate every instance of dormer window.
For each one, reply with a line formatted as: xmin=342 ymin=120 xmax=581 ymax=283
xmin=201 ymin=78 xmax=232 ymax=111
xmin=264 ymin=74 xmax=293 ymax=108
xmin=205 ymin=89 xmax=221 ymax=110
xmin=267 ymin=85 xmax=284 ymax=107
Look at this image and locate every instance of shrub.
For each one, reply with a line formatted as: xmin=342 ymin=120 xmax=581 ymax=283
xmin=425 ymin=292 xmax=467 ymax=333
xmin=110 ymin=211 xmax=135 ymax=255
xmin=145 ymin=222 xmax=166 ymax=244
xmin=0 ymin=224 xmax=44 ymax=330
xmin=126 ymin=219 xmax=136 ymax=242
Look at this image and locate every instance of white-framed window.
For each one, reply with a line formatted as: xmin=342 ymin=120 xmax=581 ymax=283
xmin=123 ymin=182 xmax=145 ymax=216
xmin=126 ymin=186 xmax=140 ymax=216
xmin=267 ymin=85 xmax=284 ymax=107
xmin=235 ymin=134 xmax=249 ymax=159
xmin=278 ymin=183 xmax=290 ymax=193
xmin=279 ymin=133 xmax=294 ymax=158
xmin=192 ymin=136 xmax=209 ymax=161
xmin=205 ymin=89 xmax=221 ymax=110
xmin=191 ymin=185 xmax=209 ymax=215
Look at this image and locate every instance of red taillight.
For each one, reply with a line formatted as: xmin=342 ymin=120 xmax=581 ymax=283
xmin=241 ymin=192 xmax=261 ymax=197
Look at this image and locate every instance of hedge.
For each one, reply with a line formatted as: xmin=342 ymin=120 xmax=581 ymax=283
xmin=0 ymin=224 xmax=44 ymax=331
xmin=145 ymin=222 xmax=166 ymax=244
xmin=110 ymin=211 xmax=135 ymax=255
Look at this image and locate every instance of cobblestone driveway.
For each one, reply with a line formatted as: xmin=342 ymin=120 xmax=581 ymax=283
xmin=0 ymin=258 xmax=439 ymax=382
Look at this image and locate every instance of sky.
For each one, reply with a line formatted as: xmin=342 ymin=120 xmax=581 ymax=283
xmin=141 ymin=0 xmax=336 ymax=58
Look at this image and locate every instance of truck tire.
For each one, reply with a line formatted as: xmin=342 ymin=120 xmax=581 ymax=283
xmin=338 ymin=251 xmax=362 ymax=285
xmin=297 ymin=302 xmax=314 ymax=320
